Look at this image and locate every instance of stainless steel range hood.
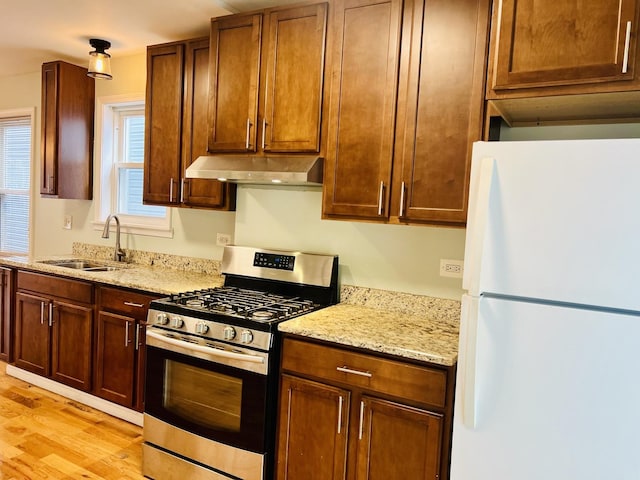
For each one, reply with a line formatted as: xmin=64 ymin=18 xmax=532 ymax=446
xmin=185 ymin=155 xmax=323 ymax=186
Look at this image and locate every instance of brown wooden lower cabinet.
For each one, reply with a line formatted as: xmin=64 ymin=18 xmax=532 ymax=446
xmin=94 ymin=286 xmax=158 ymax=411
xmin=14 ymin=271 xmax=94 ymax=391
xmin=0 ymin=267 xmax=13 ymax=362
xmin=11 ymin=270 xmax=157 ymax=413
xmin=277 ymin=337 xmax=455 ymax=480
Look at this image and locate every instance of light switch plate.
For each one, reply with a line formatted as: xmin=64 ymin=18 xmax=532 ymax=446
xmin=63 ymin=214 xmax=72 ymax=230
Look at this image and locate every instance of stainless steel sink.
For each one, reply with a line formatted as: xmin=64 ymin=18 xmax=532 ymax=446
xmin=38 ymin=259 xmax=122 ymax=272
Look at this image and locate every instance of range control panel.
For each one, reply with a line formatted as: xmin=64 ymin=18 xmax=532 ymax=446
xmin=254 ymin=252 xmax=295 ymax=271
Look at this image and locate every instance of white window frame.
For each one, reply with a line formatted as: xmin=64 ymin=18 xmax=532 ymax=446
xmin=93 ymin=94 xmax=172 ymax=237
xmin=0 ymin=107 xmax=35 ymax=256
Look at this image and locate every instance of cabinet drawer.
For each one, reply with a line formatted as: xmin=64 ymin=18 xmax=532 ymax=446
xmin=98 ymin=286 xmax=158 ymax=320
xmin=281 ymin=338 xmax=447 ymax=408
xmin=17 ymin=271 xmax=92 ymax=304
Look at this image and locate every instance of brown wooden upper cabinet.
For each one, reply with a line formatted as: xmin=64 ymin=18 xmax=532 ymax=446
xmin=143 ymin=39 xmax=235 ymax=210
xmin=322 ymin=0 xmax=490 ymax=225
xmin=208 ymin=3 xmax=328 ymax=154
xmin=41 ymin=61 xmax=94 ymax=199
xmin=488 ymin=0 xmax=640 ymax=94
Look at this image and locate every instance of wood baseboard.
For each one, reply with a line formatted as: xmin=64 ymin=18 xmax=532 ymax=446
xmin=5 ymin=364 xmax=143 ymax=426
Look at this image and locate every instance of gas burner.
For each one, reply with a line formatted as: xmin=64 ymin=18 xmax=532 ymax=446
xmin=250 ymin=310 xmax=277 ymax=321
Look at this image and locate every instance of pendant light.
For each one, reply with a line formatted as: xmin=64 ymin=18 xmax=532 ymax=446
xmin=87 ymin=38 xmax=112 ymax=80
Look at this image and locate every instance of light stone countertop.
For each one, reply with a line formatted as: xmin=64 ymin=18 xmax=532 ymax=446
xmin=279 ymin=286 xmax=461 ymax=367
xmin=0 ymin=243 xmax=224 ymax=295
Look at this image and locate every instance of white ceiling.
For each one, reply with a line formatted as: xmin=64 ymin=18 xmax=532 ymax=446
xmin=1 ymin=0 xmax=296 ymax=79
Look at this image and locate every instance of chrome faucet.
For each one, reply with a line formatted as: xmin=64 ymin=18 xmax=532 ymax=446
xmin=102 ymin=214 xmax=126 ymax=262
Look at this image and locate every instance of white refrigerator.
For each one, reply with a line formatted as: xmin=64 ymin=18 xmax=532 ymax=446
xmin=450 ymin=139 xmax=640 ymax=479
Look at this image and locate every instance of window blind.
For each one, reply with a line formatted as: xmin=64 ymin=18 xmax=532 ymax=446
xmin=0 ymin=115 xmax=31 ymax=254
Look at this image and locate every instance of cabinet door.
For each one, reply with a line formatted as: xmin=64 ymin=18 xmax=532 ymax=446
xmin=322 ymin=0 xmax=403 ymax=219
xmin=262 ymin=4 xmax=327 ymax=153
xmin=40 ymin=61 xmax=94 ymax=199
xmin=491 ymin=0 xmax=638 ymax=90
xmin=393 ymin=0 xmax=489 ymax=225
xmin=355 ymin=396 xmax=443 ymax=480
xmin=208 ymin=14 xmax=262 ymax=152
xmin=14 ymin=292 xmax=50 ymax=376
xmin=182 ymin=38 xmax=235 ymax=209
xmin=276 ymin=375 xmax=349 ymax=480
xmin=143 ymin=43 xmax=184 ymax=205
xmin=94 ymin=311 xmax=136 ymax=407
xmin=41 ymin=62 xmax=59 ymax=196
xmin=0 ymin=267 xmax=12 ymax=362
xmin=51 ymin=300 xmax=93 ymax=391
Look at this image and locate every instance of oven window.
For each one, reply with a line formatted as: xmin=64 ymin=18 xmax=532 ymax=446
xmin=164 ymin=360 xmax=242 ymax=432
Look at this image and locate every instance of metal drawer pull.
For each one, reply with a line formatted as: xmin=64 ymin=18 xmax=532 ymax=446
xmin=623 ymin=21 xmax=632 ymax=74
xmin=40 ymin=302 xmax=45 ymax=325
xmin=48 ymin=302 xmax=53 ymax=327
xmin=377 ymin=181 xmax=385 ymax=215
xmin=336 ymin=366 xmax=373 ymax=378
xmin=123 ymin=301 xmax=145 ymax=308
xmin=358 ymin=400 xmax=365 ymax=440
xmin=125 ymin=322 xmax=130 ymax=347
xmin=337 ymin=396 xmax=344 ymax=434
xmin=135 ymin=324 xmax=141 ymax=350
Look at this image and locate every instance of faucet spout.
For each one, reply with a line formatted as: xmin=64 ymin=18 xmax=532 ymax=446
xmin=102 ymin=214 xmax=126 ymax=262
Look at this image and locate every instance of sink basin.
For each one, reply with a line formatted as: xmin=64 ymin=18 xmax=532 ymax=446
xmin=38 ymin=259 xmax=122 ymax=272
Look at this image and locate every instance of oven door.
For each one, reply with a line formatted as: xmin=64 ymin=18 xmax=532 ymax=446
xmin=144 ymin=330 xmax=269 ymax=453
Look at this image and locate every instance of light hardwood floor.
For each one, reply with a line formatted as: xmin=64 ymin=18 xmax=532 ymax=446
xmin=0 ymin=362 xmax=144 ymax=479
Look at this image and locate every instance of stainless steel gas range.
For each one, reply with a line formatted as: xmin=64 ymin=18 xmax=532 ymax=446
xmin=142 ymin=245 xmax=339 ymax=480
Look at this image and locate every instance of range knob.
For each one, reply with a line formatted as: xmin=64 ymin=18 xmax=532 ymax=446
xmin=155 ymin=313 xmax=169 ymax=325
xmin=223 ymin=326 xmax=236 ymax=341
xmin=195 ymin=322 xmax=209 ymax=334
xmin=240 ymin=330 xmax=254 ymax=344
xmin=171 ymin=316 xmax=184 ymax=328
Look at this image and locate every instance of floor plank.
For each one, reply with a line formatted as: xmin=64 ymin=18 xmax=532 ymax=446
xmin=0 ymin=362 xmax=144 ymax=479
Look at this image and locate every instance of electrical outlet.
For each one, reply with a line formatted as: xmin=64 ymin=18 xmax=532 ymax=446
xmin=216 ymin=233 xmax=232 ymax=247
xmin=63 ymin=214 xmax=73 ymax=230
xmin=440 ymin=259 xmax=463 ymax=278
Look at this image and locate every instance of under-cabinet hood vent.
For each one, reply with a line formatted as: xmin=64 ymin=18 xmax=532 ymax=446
xmin=186 ymin=155 xmax=323 ymax=186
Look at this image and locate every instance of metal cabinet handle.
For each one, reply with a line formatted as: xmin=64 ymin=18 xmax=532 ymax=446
xmin=245 ymin=118 xmax=252 ymax=150
xmin=49 ymin=175 xmax=55 ymax=193
xmin=135 ymin=324 xmax=141 ymax=350
xmin=261 ymin=118 xmax=267 ymax=149
xmin=180 ymin=178 xmax=185 ymax=203
xmin=125 ymin=321 xmax=133 ymax=347
xmin=399 ymin=181 xmax=406 ymax=217
xmin=337 ymin=396 xmax=344 ymax=434
xmin=358 ymin=400 xmax=365 ymax=440
xmin=48 ymin=302 xmax=53 ymax=327
xmin=377 ymin=181 xmax=385 ymax=216
xmin=169 ymin=178 xmax=175 ymax=202
xmin=40 ymin=301 xmax=45 ymax=325
xmin=623 ymin=21 xmax=632 ymax=74
xmin=336 ymin=366 xmax=373 ymax=378
xmin=123 ymin=301 xmax=145 ymax=308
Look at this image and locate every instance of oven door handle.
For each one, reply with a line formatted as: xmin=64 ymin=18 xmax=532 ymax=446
xmin=147 ymin=330 xmax=265 ymax=364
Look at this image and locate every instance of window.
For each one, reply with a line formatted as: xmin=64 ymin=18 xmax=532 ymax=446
xmin=95 ymin=95 xmax=171 ymax=236
xmin=0 ymin=111 xmax=32 ymax=255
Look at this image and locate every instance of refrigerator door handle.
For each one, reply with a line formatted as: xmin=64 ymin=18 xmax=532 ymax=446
xmin=460 ymin=294 xmax=480 ymax=429
xmin=463 ymin=157 xmax=496 ymax=295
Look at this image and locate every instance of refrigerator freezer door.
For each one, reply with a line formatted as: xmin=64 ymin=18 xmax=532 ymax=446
xmin=465 ymin=139 xmax=640 ymax=311
xmin=451 ymin=295 xmax=640 ymax=480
